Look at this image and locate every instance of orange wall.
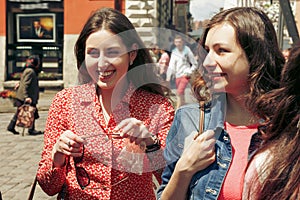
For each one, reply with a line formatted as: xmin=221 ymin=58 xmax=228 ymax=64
xmin=64 ymin=0 xmax=115 ymax=34
xmin=0 ymin=0 xmax=5 ymax=36
xmin=121 ymin=0 xmax=126 ymax=13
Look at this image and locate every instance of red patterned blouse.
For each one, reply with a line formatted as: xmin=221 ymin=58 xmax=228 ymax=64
xmin=37 ymin=83 xmax=174 ymax=200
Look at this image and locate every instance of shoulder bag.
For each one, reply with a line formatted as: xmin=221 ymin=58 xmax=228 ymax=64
xmin=16 ymin=103 xmax=36 ymax=128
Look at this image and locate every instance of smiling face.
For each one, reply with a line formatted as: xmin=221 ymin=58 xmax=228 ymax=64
xmin=203 ymin=23 xmax=249 ymax=96
xmin=85 ymin=29 xmax=135 ymax=91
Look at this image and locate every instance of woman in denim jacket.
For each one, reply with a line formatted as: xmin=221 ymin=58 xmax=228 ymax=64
xmin=157 ymin=7 xmax=285 ymax=200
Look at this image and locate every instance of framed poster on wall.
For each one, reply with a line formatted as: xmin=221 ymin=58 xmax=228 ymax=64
xmin=16 ymin=13 xmax=56 ymax=43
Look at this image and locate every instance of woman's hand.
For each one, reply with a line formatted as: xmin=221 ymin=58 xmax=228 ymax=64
xmin=52 ymin=130 xmax=85 ymax=168
xmin=160 ymin=130 xmax=216 ymax=200
xmin=176 ymin=130 xmax=216 ymax=177
xmin=14 ymin=82 xmax=20 ymax=90
xmin=114 ymin=118 xmax=155 ymax=146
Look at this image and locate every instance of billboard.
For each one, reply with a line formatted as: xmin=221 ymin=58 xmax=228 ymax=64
xmin=16 ymin=13 xmax=56 ymax=43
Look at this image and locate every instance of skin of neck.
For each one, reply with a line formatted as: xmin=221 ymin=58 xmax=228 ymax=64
xmin=97 ymin=77 xmax=129 ymax=114
xmin=225 ymin=93 xmax=257 ymax=126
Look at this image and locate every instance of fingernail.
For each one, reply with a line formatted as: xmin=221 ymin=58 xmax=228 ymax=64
xmin=119 ymin=131 xmax=124 ymax=137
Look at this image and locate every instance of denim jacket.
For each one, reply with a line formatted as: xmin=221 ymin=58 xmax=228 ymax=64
xmin=157 ymin=97 xmax=261 ymax=200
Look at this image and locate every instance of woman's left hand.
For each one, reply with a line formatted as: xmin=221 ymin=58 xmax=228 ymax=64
xmin=114 ymin=118 xmax=154 ymax=146
xmin=14 ymin=82 xmax=20 ymax=90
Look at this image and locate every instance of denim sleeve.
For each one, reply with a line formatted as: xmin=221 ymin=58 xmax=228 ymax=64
xmin=156 ymin=109 xmax=181 ymax=199
xmin=157 ymin=105 xmax=200 ymax=199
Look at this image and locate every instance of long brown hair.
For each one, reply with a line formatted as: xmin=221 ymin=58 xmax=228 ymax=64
xmin=74 ymin=7 xmax=170 ymax=97
xmin=191 ymin=7 xmax=284 ymax=106
xmin=246 ymin=40 xmax=300 ymax=200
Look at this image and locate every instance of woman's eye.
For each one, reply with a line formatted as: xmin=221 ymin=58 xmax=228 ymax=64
xmin=106 ymin=49 xmax=120 ymax=58
xmin=87 ymin=49 xmax=99 ymax=57
xmin=218 ymin=48 xmax=228 ymax=54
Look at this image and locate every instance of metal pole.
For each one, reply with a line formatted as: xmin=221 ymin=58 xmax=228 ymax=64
xmin=279 ymin=0 xmax=299 ymax=43
xmin=278 ymin=7 xmax=284 ymax=49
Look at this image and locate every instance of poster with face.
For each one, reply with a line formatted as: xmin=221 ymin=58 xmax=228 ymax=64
xmin=16 ymin=13 xmax=56 ymax=43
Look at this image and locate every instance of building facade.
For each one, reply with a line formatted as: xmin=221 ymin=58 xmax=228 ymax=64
xmin=1 ymin=0 xmax=299 ymax=91
xmin=0 ymin=0 xmax=173 ymax=91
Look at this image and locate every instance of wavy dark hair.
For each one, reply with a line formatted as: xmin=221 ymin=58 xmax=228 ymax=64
xmin=191 ymin=7 xmax=285 ymax=106
xmin=245 ymin=40 xmax=300 ymax=200
xmin=74 ymin=7 xmax=170 ymax=97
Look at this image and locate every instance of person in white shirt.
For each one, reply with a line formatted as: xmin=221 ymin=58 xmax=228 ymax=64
xmin=166 ymin=35 xmax=198 ymax=109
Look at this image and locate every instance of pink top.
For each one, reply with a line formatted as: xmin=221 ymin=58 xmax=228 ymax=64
xmin=158 ymin=52 xmax=170 ymax=74
xmin=218 ymin=122 xmax=258 ymax=200
xmin=37 ymin=83 xmax=174 ymax=200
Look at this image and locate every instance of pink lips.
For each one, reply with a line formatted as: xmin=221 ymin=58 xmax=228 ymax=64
xmin=209 ymin=72 xmax=227 ymax=77
xmin=206 ymin=72 xmax=227 ymax=83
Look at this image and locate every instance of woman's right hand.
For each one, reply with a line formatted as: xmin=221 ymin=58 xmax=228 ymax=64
xmin=160 ymin=130 xmax=216 ymax=200
xmin=175 ymin=130 xmax=216 ymax=177
xmin=51 ymin=130 xmax=85 ymax=168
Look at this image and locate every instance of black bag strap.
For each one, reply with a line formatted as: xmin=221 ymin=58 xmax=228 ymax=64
xmin=27 ymin=175 xmax=67 ymax=200
xmin=27 ymin=176 xmax=37 ymax=200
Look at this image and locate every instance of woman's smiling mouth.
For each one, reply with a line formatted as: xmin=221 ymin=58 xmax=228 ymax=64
xmin=97 ymin=69 xmax=116 ymax=80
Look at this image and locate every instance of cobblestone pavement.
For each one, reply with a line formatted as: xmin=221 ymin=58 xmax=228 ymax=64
xmin=0 ymin=111 xmax=56 ymax=200
xmin=0 ymin=89 xmax=57 ymax=200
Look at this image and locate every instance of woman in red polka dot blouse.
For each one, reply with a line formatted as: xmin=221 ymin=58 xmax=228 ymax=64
xmin=36 ymin=8 xmax=174 ymax=200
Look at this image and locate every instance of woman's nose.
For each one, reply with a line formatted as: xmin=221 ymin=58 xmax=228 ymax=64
xmin=203 ymin=52 xmax=217 ymax=71
xmin=97 ymin=55 xmax=109 ymax=68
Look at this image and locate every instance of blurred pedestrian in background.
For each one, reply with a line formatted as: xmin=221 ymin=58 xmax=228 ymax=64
xmin=282 ymin=47 xmax=291 ymax=62
xmin=166 ymin=34 xmax=198 ymax=109
xmin=149 ymin=43 xmax=160 ymax=63
xmin=7 ymin=55 xmax=43 ymax=135
xmin=158 ymin=48 xmax=170 ymax=81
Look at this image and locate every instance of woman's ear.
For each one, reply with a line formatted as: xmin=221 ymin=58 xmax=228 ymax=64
xmin=129 ymin=43 xmax=138 ymax=64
